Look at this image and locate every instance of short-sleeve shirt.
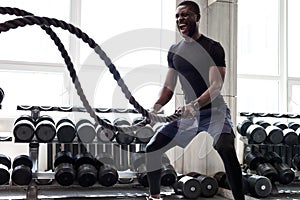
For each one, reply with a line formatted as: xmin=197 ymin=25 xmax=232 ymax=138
xmin=167 ymin=34 xmax=226 ymax=109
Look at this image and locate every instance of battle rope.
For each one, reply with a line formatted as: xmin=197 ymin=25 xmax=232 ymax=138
xmin=0 ymin=7 xmax=180 ymax=132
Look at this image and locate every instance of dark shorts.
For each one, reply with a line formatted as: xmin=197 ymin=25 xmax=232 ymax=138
xmin=154 ymin=105 xmax=234 ymax=148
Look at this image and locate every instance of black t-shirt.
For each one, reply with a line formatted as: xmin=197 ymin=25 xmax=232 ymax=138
xmin=167 ymin=34 xmax=226 ymax=109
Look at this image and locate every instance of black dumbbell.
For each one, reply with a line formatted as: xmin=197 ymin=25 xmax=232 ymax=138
xmin=245 ymin=151 xmax=278 ymax=182
xmin=292 ymin=153 xmax=300 ymax=170
xmin=288 ymin=122 xmax=300 ymax=131
xmin=161 ymin=154 xmax=177 ymax=186
xmin=56 ymin=118 xmax=76 ymax=143
xmin=13 ymin=115 xmax=35 ymax=142
xmin=131 ymin=151 xmax=148 ymax=187
xmin=95 ymin=118 xmax=115 ymax=143
xmin=132 ymin=117 xmax=154 ymax=144
xmin=264 ymin=151 xmax=295 ymax=185
xmin=243 ymin=173 xmax=272 ymax=198
xmin=113 ymin=118 xmax=134 ymax=145
xmin=75 ymin=152 xmax=97 ymax=187
xmin=95 ymin=153 xmax=119 ymax=187
xmin=214 ymin=171 xmax=230 ymax=189
xmin=35 ymin=115 xmax=56 ymax=142
xmin=0 ymin=154 xmax=11 ymax=185
xmin=265 ymin=125 xmax=284 ymax=144
xmin=76 ymin=119 xmax=96 ymax=143
xmin=11 ymin=155 xmax=33 ymax=185
xmin=282 ymin=128 xmax=298 ymax=146
xmin=172 ymin=174 xmax=202 ymax=199
xmin=273 ymin=121 xmax=288 ymax=130
xmin=185 ymin=172 xmax=218 ymax=198
xmin=54 ymin=151 xmax=76 ymax=186
xmin=237 ymin=120 xmax=266 ymax=144
xmin=255 ymin=120 xmax=271 ymax=129
xmin=0 ymin=87 xmax=4 ymax=104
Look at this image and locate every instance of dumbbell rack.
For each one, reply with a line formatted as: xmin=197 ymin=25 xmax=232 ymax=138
xmin=239 ymin=111 xmax=300 ymax=196
xmin=0 ymin=105 xmax=174 ymax=200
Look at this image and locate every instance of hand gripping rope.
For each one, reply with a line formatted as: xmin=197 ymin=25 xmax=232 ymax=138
xmin=0 ymin=7 xmax=181 ymax=132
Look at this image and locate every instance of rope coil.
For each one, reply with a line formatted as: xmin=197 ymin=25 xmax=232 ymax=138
xmin=0 ymin=7 xmax=180 ymax=132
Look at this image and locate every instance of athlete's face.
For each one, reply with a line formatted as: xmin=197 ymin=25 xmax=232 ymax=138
xmin=176 ymin=5 xmax=199 ymax=38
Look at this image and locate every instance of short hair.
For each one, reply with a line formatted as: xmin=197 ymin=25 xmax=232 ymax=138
xmin=177 ymin=1 xmax=200 ymax=15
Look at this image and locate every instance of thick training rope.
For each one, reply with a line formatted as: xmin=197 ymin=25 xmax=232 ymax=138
xmin=0 ymin=7 xmax=180 ymax=132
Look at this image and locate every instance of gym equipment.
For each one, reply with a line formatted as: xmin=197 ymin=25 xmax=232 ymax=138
xmin=237 ymin=120 xmax=266 ymax=144
xmin=35 ymin=115 xmax=56 ymax=142
xmin=243 ymin=173 xmax=272 ymax=198
xmin=54 ymin=151 xmax=76 ymax=186
xmin=282 ymin=128 xmax=298 ymax=146
xmin=76 ymin=119 xmax=96 ymax=143
xmin=113 ymin=118 xmax=134 ymax=145
xmin=75 ymin=152 xmax=97 ymax=187
xmin=0 ymin=154 xmax=11 ymax=185
xmin=265 ymin=126 xmax=284 ymax=144
xmin=13 ymin=115 xmax=35 ymax=142
xmin=131 ymin=151 xmax=148 ymax=187
xmin=160 ymin=154 xmax=177 ymax=187
xmin=132 ymin=117 xmax=154 ymax=143
xmin=56 ymin=118 xmax=76 ymax=143
xmin=264 ymin=151 xmax=295 ymax=185
xmin=288 ymin=122 xmax=300 ymax=131
xmin=172 ymin=175 xmax=202 ymax=199
xmin=0 ymin=87 xmax=4 ymax=104
xmin=11 ymin=155 xmax=33 ymax=185
xmin=214 ymin=171 xmax=230 ymax=189
xmin=95 ymin=153 xmax=118 ymax=187
xmin=96 ymin=118 xmax=115 ymax=143
xmin=292 ymin=153 xmax=300 ymax=170
xmin=186 ymin=172 xmax=218 ymax=198
xmin=273 ymin=121 xmax=288 ymax=130
xmin=244 ymin=151 xmax=278 ymax=182
xmin=255 ymin=120 xmax=271 ymax=129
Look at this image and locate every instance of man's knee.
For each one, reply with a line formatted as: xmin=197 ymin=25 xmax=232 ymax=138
xmin=213 ymin=133 xmax=235 ymax=155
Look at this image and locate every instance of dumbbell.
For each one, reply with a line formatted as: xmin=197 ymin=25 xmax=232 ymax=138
xmin=131 ymin=151 xmax=148 ymax=187
xmin=237 ymin=120 xmax=266 ymax=144
xmin=214 ymin=171 xmax=230 ymax=189
xmin=76 ymin=119 xmax=96 ymax=143
xmin=172 ymin=174 xmax=202 ymax=199
xmin=255 ymin=120 xmax=271 ymax=129
xmin=273 ymin=121 xmax=288 ymax=130
xmin=264 ymin=151 xmax=295 ymax=185
xmin=292 ymin=153 xmax=300 ymax=170
xmin=11 ymin=155 xmax=33 ymax=185
xmin=56 ymin=118 xmax=76 ymax=143
xmin=264 ymin=126 xmax=284 ymax=144
xmin=13 ymin=115 xmax=35 ymax=142
xmin=185 ymin=172 xmax=218 ymax=198
xmin=96 ymin=118 xmax=115 ymax=143
xmin=245 ymin=151 xmax=278 ymax=182
xmin=113 ymin=118 xmax=135 ymax=145
xmin=282 ymin=128 xmax=298 ymax=146
xmin=35 ymin=115 xmax=56 ymax=142
xmin=288 ymin=122 xmax=300 ymax=131
xmin=95 ymin=153 xmax=119 ymax=187
xmin=243 ymin=173 xmax=272 ymax=198
xmin=161 ymin=154 xmax=177 ymax=186
xmin=74 ymin=152 xmax=97 ymax=187
xmin=132 ymin=117 xmax=154 ymax=143
xmin=54 ymin=151 xmax=76 ymax=186
xmin=0 ymin=87 xmax=4 ymax=104
xmin=0 ymin=154 xmax=11 ymax=185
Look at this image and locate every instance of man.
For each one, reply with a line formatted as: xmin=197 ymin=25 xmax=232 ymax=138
xmin=145 ymin=1 xmax=244 ymax=200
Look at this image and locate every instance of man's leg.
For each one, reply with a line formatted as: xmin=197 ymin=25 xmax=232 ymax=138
xmin=214 ymin=132 xmax=245 ymax=200
xmin=146 ymin=132 xmax=176 ymax=198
